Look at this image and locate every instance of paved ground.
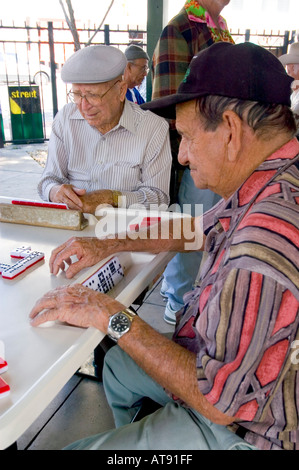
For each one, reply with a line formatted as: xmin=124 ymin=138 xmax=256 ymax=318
xmin=0 ymin=143 xmax=46 ymax=200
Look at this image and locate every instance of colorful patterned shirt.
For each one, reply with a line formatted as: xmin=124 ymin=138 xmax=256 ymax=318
xmin=151 ymin=6 xmax=233 ymax=104
xmin=173 ymin=138 xmax=299 ymax=450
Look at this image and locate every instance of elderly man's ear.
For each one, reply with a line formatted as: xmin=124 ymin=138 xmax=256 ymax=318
xmin=119 ymin=78 xmax=128 ymax=101
xmin=222 ymin=110 xmax=243 ymax=162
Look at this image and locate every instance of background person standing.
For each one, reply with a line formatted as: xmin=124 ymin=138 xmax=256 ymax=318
xmin=279 ymin=42 xmax=299 ymax=129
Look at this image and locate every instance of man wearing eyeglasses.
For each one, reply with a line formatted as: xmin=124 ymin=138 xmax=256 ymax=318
xmin=124 ymin=44 xmax=149 ymax=104
xmin=37 ymin=45 xmax=171 ymax=213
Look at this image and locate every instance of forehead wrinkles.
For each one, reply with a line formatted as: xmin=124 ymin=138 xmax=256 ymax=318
xmin=134 ymin=58 xmax=147 ymax=66
xmin=176 ymin=100 xmax=201 ymax=135
xmin=72 ymin=81 xmax=114 ymax=94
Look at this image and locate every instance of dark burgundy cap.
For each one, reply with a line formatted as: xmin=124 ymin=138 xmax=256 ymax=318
xmin=142 ymin=42 xmax=293 ymax=119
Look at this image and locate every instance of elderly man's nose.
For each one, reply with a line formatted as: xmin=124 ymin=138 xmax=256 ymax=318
xmin=178 ymin=142 xmax=189 ymax=166
xmin=80 ymin=96 xmax=92 ymax=108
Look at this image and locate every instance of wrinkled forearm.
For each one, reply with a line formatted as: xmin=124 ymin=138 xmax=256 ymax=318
xmin=118 ymin=315 xmax=235 ymax=426
xmin=81 ymin=190 xmax=115 ymax=213
xmin=49 ymin=215 xmax=205 ymax=278
xmin=97 ymin=215 xmax=205 ymax=256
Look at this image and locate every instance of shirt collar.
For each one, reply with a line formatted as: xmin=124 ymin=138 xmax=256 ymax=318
xmin=184 ymin=1 xmax=234 ymax=44
xmin=215 ymin=138 xmax=299 ymax=234
xmin=69 ymin=104 xmax=84 ymax=120
xmin=117 ymin=99 xmax=136 ymax=134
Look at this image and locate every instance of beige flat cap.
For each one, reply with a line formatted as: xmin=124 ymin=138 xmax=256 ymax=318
xmin=61 ymin=45 xmax=127 ymax=83
xmin=279 ymin=42 xmax=299 ymax=66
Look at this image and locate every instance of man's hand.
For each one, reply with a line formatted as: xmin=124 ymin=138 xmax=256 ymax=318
xmin=50 ymin=185 xmax=114 ymax=213
xmin=50 ymin=184 xmax=86 ymax=211
xmin=49 ymin=236 xmax=113 ymax=278
xmin=29 ymin=284 xmax=125 ymax=329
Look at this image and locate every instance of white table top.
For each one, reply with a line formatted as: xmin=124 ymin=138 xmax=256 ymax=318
xmin=0 ymin=209 xmax=174 ymax=449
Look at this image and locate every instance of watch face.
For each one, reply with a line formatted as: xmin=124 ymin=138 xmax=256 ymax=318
xmin=111 ymin=313 xmax=130 ymax=333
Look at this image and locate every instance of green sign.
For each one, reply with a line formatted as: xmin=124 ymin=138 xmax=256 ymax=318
xmin=8 ymin=86 xmax=44 ymax=142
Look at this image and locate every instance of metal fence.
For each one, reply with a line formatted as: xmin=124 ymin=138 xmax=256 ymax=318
xmin=0 ymin=21 xmax=297 ymax=145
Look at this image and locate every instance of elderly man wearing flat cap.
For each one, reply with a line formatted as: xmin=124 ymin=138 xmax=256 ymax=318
xmin=38 ymin=45 xmax=171 ymax=213
xmin=124 ymin=44 xmax=149 ymax=104
xmin=31 ymin=42 xmax=299 ymax=451
xmin=279 ymin=42 xmax=299 ymax=118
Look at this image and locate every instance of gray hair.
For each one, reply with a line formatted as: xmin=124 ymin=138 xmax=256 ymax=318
xmin=195 ymin=95 xmax=297 ymax=138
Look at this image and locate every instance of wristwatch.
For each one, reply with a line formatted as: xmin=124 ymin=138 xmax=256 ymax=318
xmin=112 ymin=190 xmax=122 ymax=208
xmin=107 ymin=307 xmax=137 ymax=342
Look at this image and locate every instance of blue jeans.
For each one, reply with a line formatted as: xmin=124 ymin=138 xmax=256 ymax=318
xmin=65 ymin=346 xmax=257 ymax=450
xmin=163 ymin=169 xmax=221 ymax=311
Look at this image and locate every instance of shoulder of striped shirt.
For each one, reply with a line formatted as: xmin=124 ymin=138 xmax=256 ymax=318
xmin=236 ymin=195 xmax=298 ymax=239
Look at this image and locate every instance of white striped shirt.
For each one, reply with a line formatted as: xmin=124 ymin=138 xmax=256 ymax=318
xmin=38 ymin=99 xmax=172 ymax=208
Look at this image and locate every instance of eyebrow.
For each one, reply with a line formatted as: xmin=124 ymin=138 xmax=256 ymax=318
xmin=72 ymin=87 xmax=99 ymax=93
xmin=175 ymin=127 xmax=184 ymax=137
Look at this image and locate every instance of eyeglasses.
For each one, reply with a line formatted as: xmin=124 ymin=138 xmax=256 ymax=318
xmin=130 ymin=63 xmax=149 ymax=74
xmin=67 ymin=80 xmax=120 ymax=106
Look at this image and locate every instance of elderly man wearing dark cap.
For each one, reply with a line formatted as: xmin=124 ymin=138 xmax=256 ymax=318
xmin=31 ymin=42 xmax=299 ymax=451
xmin=37 ymin=45 xmax=171 ymax=213
xmin=124 ymin=44 xmax=149 ymax=104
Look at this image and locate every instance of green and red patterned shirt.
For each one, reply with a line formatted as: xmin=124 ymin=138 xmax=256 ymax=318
xmin=151 ymin=3 xmax=233 ymax=107
xmin=173 ymin=138 xmax=299 ymax=450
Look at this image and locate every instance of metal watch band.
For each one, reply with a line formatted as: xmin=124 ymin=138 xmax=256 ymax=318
xmin=107 ymin=307 xmax=137 ymax=343
xmin=112 ymin=190 xmax=122 ymax=207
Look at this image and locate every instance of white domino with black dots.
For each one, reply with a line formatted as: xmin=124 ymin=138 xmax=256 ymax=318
xmin=10 ymin=245 xmax=32 ymax=258
xmin=2 ymin=251 xmax=45 ymax=279
xmin=82 ymin=256 xmax=124 ymax=294
xmin=0 ymin=263 xmax=11 ymax=274
xmin=0 ymin=245 xmax=45 ymax=280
